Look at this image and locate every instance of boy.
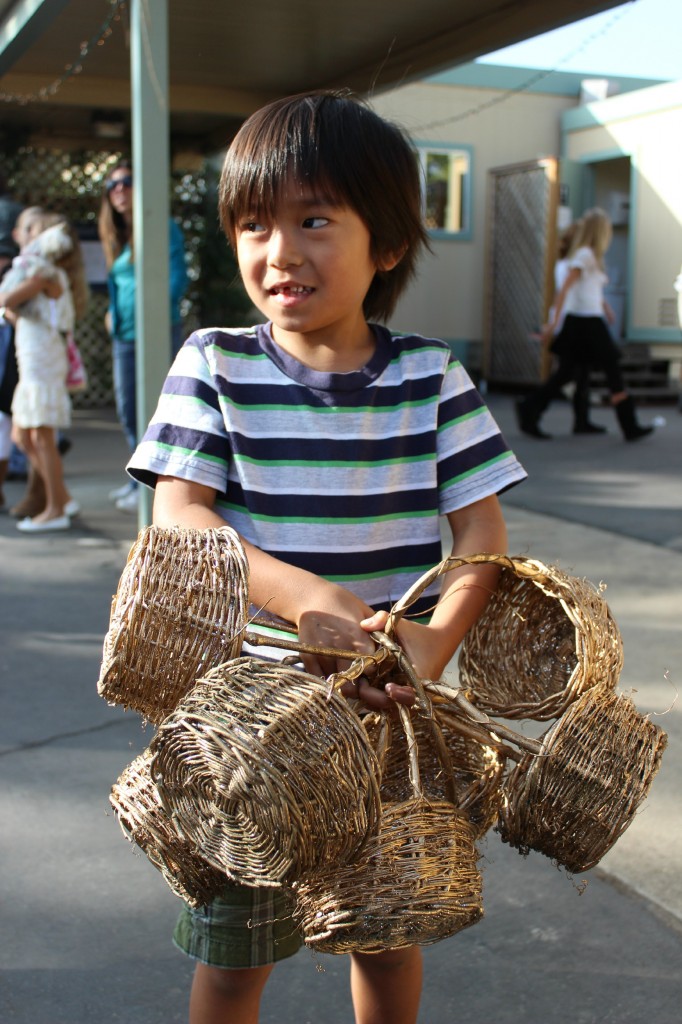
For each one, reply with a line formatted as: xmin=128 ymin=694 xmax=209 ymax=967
xmin=128 ymin=91 xmax=526 ymax=1024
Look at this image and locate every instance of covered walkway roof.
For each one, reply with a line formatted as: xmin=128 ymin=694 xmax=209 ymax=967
xmin=1 ymin=0 xmax=621 ymax=152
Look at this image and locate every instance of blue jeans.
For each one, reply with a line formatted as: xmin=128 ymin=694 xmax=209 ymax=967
xmin=112 ymin=323 xmax=185 ymax=454
xmin=112 ymin=338 xmax=137 ymax=454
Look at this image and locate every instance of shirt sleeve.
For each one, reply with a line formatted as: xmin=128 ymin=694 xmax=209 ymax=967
xmin=568 ymin=246 xmax=596 ymax=273
xmin=436 ymin=357 xmax=526 ymax=514
xmin=127 ymin=331 xmax=232 ymax=493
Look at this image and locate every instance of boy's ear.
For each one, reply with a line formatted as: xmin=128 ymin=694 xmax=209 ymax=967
xmin=376 ymin=246 xmax=406 ymax=272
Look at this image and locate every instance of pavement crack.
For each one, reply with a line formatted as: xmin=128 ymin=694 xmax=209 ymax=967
xmin=0 ymin=716 xmax=141 ymax=758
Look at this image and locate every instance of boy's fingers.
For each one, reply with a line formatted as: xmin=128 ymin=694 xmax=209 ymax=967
xmin=383 ymin=681 xmax=416 ymax=706
xmin=360 ymin=610 xmax=389 ymax=632
xmin=354 ymin=678 xmax=416 ymax=709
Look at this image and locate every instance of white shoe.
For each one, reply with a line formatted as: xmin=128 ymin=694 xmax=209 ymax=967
xmin=17 ymin=515 xmax=71 ymax=532
xmin=64 ymin=499 xmax=80 ymax=517
xmin=115 ymin=489 xmax=139 ymax=513
xmin=109 ymin=481 xmax=135 ymax=501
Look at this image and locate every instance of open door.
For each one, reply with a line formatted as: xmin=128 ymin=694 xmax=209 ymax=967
xmin=482 ymin=158 xmax=559 ymax=387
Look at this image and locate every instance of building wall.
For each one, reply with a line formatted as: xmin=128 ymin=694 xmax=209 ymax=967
xmin=369 ymin=76 xmax=576 ymax=354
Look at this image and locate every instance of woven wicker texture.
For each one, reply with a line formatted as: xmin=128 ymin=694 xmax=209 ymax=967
xmin=110 ymin=749 xmax=228 ymax=908
xmin=98 ymin=526 xmax=249 ymax=723
xmin=368 ymin=710 xmax=505 ymax=839
xmin=497 ymin=686 xmax=668 ymax=873
xmin=293 ymin=798 xmax=482 ymax=954
xmin=293 ymin=706 xmax=482 ymax=954
xmin=151 ymin=657 xmax=382 ymax=888
xmin=454 ymin=555 xmax=624 ymax=719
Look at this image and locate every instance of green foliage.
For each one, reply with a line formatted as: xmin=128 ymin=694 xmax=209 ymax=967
xmin=173 ymin=164 xmax=254 ymax=328
xmin=0 ymin=147 xmax=254 ymax=329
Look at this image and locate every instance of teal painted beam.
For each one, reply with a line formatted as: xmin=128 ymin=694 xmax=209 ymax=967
xmin=131 ymin=0 xmax=171 ymax=527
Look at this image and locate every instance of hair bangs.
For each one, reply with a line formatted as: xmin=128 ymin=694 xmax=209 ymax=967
xmin=220 ymin=95 xmax=350 ymax=241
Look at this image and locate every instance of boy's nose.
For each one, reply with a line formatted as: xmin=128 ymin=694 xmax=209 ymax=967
xmin=267 ymin=228 xmax=302 ymax=268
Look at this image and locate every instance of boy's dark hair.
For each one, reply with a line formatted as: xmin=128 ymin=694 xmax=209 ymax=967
xmin=219 ymin=91 xmax=429 ymax=322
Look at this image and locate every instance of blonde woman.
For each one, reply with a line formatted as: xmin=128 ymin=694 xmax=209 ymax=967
xmin=517 ymin=208 xmax=653 ymax=441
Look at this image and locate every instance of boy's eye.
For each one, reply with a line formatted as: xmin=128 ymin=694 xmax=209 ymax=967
xmin=302 ymin=216 xmax=329 ymax=229
xmin=240 ymin=220 xmax=265 ymax=233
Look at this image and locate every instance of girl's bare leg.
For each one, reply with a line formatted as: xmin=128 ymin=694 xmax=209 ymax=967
xmin=188 ymin=962 xmax=273 ymax=1024
xmin=350 ymin=946 xmax=423 ymax=1024
xmin=13 ymin=425 xmax=36 ymax=464
xmin=29 ymin=426 xmax=70 ymax=521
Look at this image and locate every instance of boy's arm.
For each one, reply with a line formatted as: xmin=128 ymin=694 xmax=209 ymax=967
xmin=363 ymin=494 xmax=508 ymax=691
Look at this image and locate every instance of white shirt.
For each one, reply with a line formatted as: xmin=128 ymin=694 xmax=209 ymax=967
xmin=563 ymin=246 xmax=607 ymax=317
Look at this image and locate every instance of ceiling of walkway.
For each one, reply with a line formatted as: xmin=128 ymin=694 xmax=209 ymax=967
xmin=0 ymin=0 xmax=621 ymax=154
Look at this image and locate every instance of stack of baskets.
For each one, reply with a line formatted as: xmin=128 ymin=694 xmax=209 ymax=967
xmin=100 ymin=532 xmax=667 ymax=952
xmin=399 ymin=553 xmax=667 ymax=874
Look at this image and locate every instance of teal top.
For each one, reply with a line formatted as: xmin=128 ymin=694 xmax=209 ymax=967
xmin=107 ymin=218 xmax=188 ymax=342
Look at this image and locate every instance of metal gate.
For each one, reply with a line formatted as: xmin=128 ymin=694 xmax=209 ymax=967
xmin=482 ymin=158 xmax=558 ymax=386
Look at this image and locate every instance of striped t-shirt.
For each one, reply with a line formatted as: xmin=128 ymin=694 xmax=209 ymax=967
xmin=128 ymin=322 xmax=526 ymax=616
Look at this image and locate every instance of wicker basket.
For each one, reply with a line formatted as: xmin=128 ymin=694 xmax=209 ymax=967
xmin=497 ymin=686 xmax=668 ymax=873
xmin=368 ymin=709 xmax=505 ymax=839
xmin=292 ymin=706 xmax=483 ymax=954
xmin=110 ymin=748 xmax=228 ymax=908
xmin=388 ymin=551 xmax=622 ymax=721
xmin=98 ymin=525 xmax=249 ymax=724
xmin=458 ymin=555 xmax=624 ymax=720
xmin=151 ymin=657 xmax=382 ymax=888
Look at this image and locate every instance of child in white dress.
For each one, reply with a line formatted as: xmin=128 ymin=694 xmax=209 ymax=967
xmin=0 ymin=208 xmax=88 ymax=530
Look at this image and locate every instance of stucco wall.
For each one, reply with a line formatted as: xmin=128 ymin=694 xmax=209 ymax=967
xmin=369 ymin=79 xmax=575 ymax=349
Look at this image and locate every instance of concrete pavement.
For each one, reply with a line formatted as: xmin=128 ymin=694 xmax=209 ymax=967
xmin=0 ymin=395 xmax=680 ymax=1024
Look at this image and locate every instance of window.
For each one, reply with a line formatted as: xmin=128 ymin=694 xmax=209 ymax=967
xmin=418 ymin=145 xmax=472 ymax=238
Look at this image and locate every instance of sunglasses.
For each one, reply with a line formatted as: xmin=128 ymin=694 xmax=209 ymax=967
xmin=106 ymin=174 xmax=133 ymax=193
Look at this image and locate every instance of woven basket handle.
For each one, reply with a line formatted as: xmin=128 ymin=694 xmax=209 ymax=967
xmin=425 ymin=681 xmax=543 ymax=759
xmin=373 ymin=632 xmax=457 ymax=804
xmin=386 ymin=552 xmax=525 ymax=633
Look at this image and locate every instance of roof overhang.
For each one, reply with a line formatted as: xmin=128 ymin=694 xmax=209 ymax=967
xmin=0 ymin=0 xmax=623 ymax=153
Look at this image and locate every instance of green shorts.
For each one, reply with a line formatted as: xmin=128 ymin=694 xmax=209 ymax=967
xmin=173 ymin=882 xmax=303 ymax=969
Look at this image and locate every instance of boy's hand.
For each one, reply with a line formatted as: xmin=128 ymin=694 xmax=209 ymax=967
xmin=297 ymin=588 xmax=415 ymax=709
xmin=360 ymin=611 xmax=449 ymax=696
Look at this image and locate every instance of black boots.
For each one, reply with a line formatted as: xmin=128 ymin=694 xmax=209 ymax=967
xmin=572 ymin=389 xmax=607 ymax=434
xmin=517 ymin=392 xmax=654 ymax=442
xmin=515 ymin=399 xmax=552 ymax=439
xmin=614 ymin=395 xmax=654 ymax=442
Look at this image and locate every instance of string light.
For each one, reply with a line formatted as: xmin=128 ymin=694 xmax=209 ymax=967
xmin=0 ymin=0 xmax=128 ymax=106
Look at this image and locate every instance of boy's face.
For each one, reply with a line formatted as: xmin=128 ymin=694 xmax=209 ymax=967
xmin=235 ymin=181 xmax=393 ymax=354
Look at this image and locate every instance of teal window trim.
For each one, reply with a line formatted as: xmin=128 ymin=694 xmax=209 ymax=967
xmin=416 ymin=141 xmax=473 ymax=241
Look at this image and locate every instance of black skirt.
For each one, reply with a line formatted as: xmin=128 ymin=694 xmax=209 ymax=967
xmin=551 ymin=314 xmax=621 ymax=371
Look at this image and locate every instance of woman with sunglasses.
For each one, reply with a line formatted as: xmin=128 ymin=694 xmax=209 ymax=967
xmin=98 ymin=160 xmax=189 ymax=512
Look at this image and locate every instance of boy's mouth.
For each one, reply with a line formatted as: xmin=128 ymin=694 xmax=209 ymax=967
xmin=270 ymin=285 xmax=313 ymax=296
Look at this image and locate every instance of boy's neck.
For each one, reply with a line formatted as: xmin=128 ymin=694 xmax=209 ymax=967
xmin=270 ymin=322 xmax=376 ymax=373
